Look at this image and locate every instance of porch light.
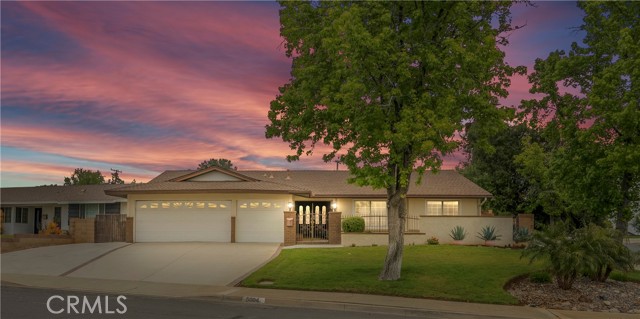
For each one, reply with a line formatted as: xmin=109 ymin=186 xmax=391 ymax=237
xmin=331 ymin=201 xmax=337 ymax=211
xmin=287 ymin=202 xmax=293 ymax=210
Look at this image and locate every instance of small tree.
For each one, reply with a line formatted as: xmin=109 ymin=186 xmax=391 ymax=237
xmin=197 ymin=158 xmax=237 ymax=170
xmin=63 ymin=168 xmax=105 ymax=185
xmin=107 ymin=168 xmax=125 ymax=184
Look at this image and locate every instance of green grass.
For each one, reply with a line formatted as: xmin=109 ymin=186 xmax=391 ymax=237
xmin=0 ymin=234 xmax=14 ymax=239
xmin=610 ymin=270 xmax=640 ymax=282
xmin=242 ymin=245 xmax=543 ymax=305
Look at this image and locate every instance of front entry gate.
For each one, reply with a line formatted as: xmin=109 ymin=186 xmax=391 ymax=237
xmin=295 ymin=201 xmax=331 ymax=242
xmin=95 ymin=214 xmax=127 ymax=243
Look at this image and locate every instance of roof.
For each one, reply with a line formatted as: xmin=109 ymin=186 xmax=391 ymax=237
xmin=106 ymin=169 xmax=491 ymax=198
xmin=0 ymin=184 xmax=127 ymax=205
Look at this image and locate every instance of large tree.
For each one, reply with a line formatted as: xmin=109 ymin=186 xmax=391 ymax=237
xmin=196 ymin=158 xmax=237 ymax=170
xmin=63 ymin=168 xmax=105 ymax=185
xmin=267 ymin=1 xmax=521 ymax=280
xmin=521 ymin=2 xmax=639 ymax=238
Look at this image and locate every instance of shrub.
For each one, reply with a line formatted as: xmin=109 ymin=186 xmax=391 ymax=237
xmin=342 ymin=216 xmax=365 ymax=232
xmin=449 ymin=226 xmax=467 ymax=241
xmin=529 ymin=271 xmax=552 ymax=283
xmin=521 ymin=222 xmax=636 ymax=290
xmin=40 ymin=221 xmax=62 ymax=235
xmin=513 ymin=227 xmax=531 ymax=243
xmin=427 ymin=236 xmax=439 ymax=245
xmin=476 ymin=225 xmax=501 ymax=241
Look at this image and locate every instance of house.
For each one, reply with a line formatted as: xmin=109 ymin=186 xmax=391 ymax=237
xmin=103 ymin=167 xmax=512 ymax=245
xmin=1 ymin=167 xmax=515 ymax=245
xmin=1 ymin=184 xmax=127 ymax=235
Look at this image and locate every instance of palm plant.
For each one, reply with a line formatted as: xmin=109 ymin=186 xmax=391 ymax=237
xmin=449 ymin=226 xmax=467 ymax=241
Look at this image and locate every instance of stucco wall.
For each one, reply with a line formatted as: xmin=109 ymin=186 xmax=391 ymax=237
xmin=342 ymin=233 xmax=427 ymax=246
xmin=420 ymin=216 xmax=514 ymax=246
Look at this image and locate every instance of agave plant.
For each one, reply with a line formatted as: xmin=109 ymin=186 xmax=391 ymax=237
xmin=513 ymin=227 xmax=531 ymax=243
xmin=449 ymin=226 xmax=467 ymax=241
xmin=476 ymin=225 xmax=501 ymax=241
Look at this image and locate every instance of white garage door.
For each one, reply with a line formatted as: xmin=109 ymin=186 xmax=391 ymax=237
xmin=236 ymin=200 xmax=284 ymax=243
xmin=136 ymin=201 xmax=231 ymax=242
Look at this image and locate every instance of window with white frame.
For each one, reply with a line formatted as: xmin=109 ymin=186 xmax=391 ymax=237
xmin=354 ymin=200 xmax=388 ymax=231
xmin=426 ymin=201 xmax=459 ymax=216
xmin=15 ymin=207 xmax=28 ymax=223
xmin=1 ymin=207 xmax=12 ymax=223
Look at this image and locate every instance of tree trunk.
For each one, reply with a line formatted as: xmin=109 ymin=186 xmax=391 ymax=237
xmin=379 ymin=186 xmax=407 ymax=281
xmin=615 ymin=172 xmax=633 ymax=243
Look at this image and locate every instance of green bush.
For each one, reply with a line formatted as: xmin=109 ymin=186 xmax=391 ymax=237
xmin=529 ymin=271 xmax=552 ymax=283
xmin=476 ymin=225 xmax=502 ymax=241
xmin=342 ymin=216 xmax=365 ymax=232
xmin=513 ymin=227 xmax=531 ymax=243
xmin=449 ymin=226 xmax=467 ymax=241
xmin=521 ymin=222 xmax=635 ymax=290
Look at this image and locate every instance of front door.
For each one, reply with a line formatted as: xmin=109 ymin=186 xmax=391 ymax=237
xmin=34 ymin=208 xmax=43 ymax=234
xmin=294 ymin=201 xmax=331 ymax=242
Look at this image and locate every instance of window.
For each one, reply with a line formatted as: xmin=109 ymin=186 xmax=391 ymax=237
xmin=2 ymin=207 xmax=12 ymax=223
xmin=54 ymin=207 xmax=62 ymax=225
xmin=354 ymin=200 xmax=387 ymax=232
xmin=15 ymin=207 xmax=28 ymax=224
xmin=426 ymin=201 xmax=459 ymax=216
xmin=105 ymin=203 xmax=121 ymax=214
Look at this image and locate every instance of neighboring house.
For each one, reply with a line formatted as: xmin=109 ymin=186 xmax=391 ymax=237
xmin=0 ymin=185 xmax=127 ymax=235
xmin=104 ymin=167 xmax=508 ymax=245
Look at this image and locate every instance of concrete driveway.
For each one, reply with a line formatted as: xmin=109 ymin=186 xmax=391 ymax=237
xmin=2 ymin=243 xmax=280 ymax=286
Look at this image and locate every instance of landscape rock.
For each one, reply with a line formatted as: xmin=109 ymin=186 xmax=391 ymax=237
xmin=508 ymin=276 xmax=640 ymax=313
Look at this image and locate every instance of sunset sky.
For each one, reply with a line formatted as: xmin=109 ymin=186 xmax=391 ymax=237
xmin=1 ymin=1 xmax=585 ymax=187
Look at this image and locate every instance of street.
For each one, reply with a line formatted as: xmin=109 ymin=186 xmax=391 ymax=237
xmin=0 ymin=285 xmax=504 ymax=319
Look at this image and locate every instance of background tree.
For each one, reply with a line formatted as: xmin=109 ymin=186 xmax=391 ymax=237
xmin=267 ymin=1 xmax=522 ymax=280
xmin=196 ymin=158 xmax=237 ymax=170
xmin=459 ymin=122 xmax=536 ymax=216
xmin=520 ymin=2 xmax=640 ymax=238
xmin=107 ymin=168 xmax=125 ymax=184
xmin=63 ymin=168 xmax=105 ymax=185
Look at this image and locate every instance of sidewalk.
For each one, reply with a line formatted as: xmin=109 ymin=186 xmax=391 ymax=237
xmin=2 ymin=274 xmax=637 ymax=319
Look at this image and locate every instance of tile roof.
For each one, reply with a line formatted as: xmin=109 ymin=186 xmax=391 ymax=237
xmin=0 ymin=184 xmax=126 ymax=205
xmin=106 ymin=169 xmax=491 ymax=198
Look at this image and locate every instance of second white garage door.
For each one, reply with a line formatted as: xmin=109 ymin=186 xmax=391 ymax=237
xmin=135 ymin=201 xmax=231 ymax=242
xmin=236 ymin=200 xmax=284 ymax=243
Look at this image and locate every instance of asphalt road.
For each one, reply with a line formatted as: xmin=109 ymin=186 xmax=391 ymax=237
xmin=1 ymin=285 xmax=504 ymax=319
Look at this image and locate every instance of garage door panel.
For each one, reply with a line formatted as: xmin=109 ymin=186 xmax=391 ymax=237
xmin=136 ymin=201 xmax=231 ymax=242
xmin=236 ymin=200 xmax=284 ymax=243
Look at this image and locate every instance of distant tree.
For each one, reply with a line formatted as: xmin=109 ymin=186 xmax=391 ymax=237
xmin=63 ymin=168 xmax=105 ymax=185
xmin=130 ymin=179 xmax=137 ymax=184
xmin=266 ymin=1 xmax=523 ymax=280
xmin=197 ymin=158 xmax=237 ymax=170
xmin=107 ymin=168 xmax=125 ymax=184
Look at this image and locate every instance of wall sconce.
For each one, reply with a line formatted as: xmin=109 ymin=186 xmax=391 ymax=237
xmin=331 ymin=201 xmax=337 ymax=211
xmin=287 ymin=202 xmax=293 ymax=210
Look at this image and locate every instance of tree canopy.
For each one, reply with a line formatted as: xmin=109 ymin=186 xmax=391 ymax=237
xmin=63 ymin=168 xmax=105 ymax=185
xmin=267 ymin=1 xmax=522 ymax=280
xmin=520 ymin=2 xmax=640 ymax=237
xmin=107 ymin=169 xmax=125 ymax=184
xmin=196 ymin=158 xmax=237 ymax=171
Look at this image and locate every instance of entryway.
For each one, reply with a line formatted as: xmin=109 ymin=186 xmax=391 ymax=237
xmin=294 ymin=201 xmax=331 ymax=243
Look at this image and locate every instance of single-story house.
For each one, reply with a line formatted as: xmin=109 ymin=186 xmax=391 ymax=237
xmin=1 ymin=167 xmax=516 ymax=245
xmin=1 ymin=184 xmax=127 ymax=235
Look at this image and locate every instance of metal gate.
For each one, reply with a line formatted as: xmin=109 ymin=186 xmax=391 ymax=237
xmin=95 ymin=214 xmax=127 ymax=243
xmin=295 ymin=202 xmax=330 ymax=242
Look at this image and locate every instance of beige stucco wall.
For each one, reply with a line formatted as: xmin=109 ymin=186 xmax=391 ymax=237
xmin=342 ymin=233 xmax=427 ymax=246
xmin=420 ymin=216 xmax=514 ymax=246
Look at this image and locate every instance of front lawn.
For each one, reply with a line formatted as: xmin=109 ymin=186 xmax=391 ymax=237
xmin=242 ymin=245 xmax=543 ymax=304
